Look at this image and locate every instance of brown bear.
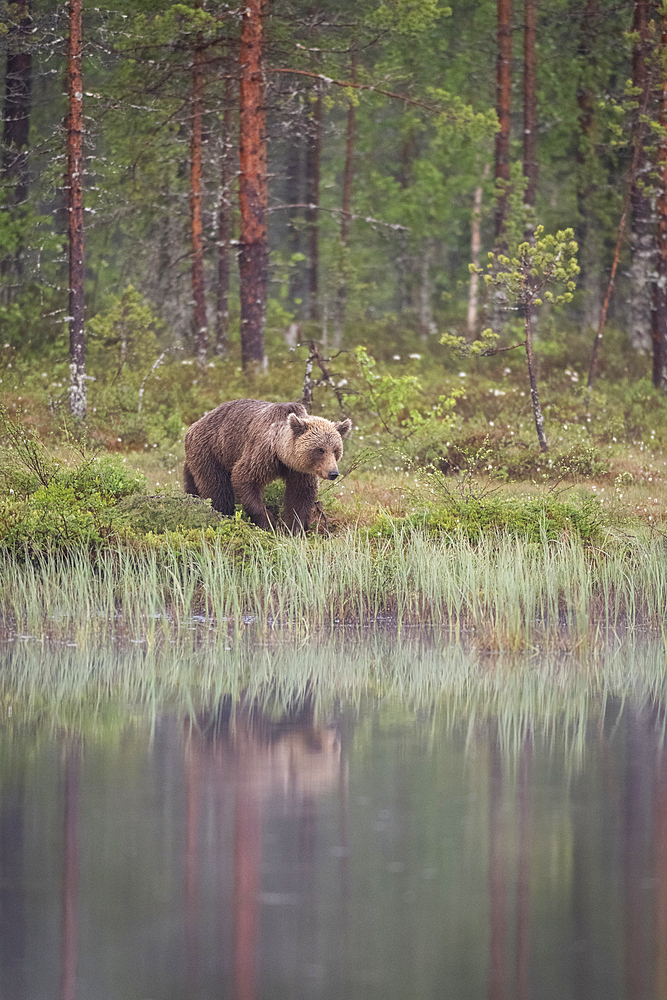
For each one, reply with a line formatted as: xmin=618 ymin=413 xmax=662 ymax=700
xmin=183 ymin=399 xmax=352 ymax=532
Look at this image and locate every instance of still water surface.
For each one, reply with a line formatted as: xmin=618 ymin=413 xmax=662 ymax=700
xmin=1 ymin=636 xmax=666 ymax=1000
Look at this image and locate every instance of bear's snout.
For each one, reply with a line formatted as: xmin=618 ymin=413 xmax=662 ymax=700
xmin=328 ymin=469 xmax=339 ymax=480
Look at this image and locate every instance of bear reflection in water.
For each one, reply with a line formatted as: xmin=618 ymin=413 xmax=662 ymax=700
xmin=187 ymin=691 xmax=343 ymax=798
xmin=182 ymin=691 xmax=345 ymax=1000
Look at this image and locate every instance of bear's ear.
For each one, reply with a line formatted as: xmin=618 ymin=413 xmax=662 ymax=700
xmin=335 ymin=418 xmax=352 ymax=440
xmin=289 ymin=413 xmax=310 ymax=437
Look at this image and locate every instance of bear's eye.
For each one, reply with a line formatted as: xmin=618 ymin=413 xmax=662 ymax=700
xmin=317 ymin=447 xmax=325 ymax=455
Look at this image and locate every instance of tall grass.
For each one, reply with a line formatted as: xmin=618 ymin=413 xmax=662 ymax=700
xmin=1 ymin=528 xmax=666 ymax=648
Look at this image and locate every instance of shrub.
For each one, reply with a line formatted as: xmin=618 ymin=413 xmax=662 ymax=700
xmin=0 ymin=410 xmax=146 ymax=552
xmin=116 ymin=493 xmax=223 ymax=533
xmin=368 ymin=489 xmax=603 ymax=545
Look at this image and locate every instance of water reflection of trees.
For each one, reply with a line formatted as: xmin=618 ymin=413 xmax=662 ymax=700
xmin=0 ymin=770 xmax=25 ymax=1000
xmin=5 ymin=676 xmax=667 ymax=997
xmin=60 ymin=740 xmax=79 ymax=1000
xmin=184 ymin=691 xmax=343 ymax=1000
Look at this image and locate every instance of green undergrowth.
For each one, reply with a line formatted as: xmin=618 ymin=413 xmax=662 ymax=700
xmin=0 ymin=403 xmax=611 ymax=553
xmin=4 ymin=320 xmax=667 ymax=483
xmin=371 ymin=491 xmax=603 ymax=544
xmin=0 ymin=482 xmax=607 ymax=555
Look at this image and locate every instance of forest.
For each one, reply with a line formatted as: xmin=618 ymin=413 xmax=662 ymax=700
xmin=1 ymin=0 xmax=667 ymax=553
xmin=5 ymin=10 xmax=667 ymax=997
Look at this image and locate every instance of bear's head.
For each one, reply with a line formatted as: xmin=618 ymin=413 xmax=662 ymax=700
xmin=285 ymin=413 xmax=352 ymax=480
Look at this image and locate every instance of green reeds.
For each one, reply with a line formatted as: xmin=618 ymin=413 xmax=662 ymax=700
xmin=1 ymin=528 xmax=666 ymax=647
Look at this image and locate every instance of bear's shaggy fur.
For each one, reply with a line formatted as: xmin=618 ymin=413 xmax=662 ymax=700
xmin=183 ymin=399 xmax=352 ymax=532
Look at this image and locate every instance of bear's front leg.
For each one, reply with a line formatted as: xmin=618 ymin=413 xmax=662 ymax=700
xmin=283 ymin=472 xmax=318 ymax=534
xmin=230 ymin=466 xmax=273 ymax=529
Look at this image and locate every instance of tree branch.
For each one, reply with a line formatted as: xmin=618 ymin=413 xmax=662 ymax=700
xmin=270 ymin=66 xmax=448 ymax=116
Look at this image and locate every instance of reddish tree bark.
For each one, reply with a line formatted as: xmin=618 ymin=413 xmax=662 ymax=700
xmin=190 ymin=3 xmax=208 ymax=369
xmin=238 ymin=0 xmax=267 ymax=369
xmin=652 ymin=8 xmax=667 ymax=391
xmin=495 ymin=0 xmax=512 ymax=245
xmin=523 ymin=0 xmax=537 ymax=224
xmin=216 ymin=69 xmax=234 ymax=357
xmin=67 ymin=0 xmax=86 ymax=420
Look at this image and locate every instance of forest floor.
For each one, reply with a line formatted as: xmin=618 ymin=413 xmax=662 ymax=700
xmin=1 ymin=321 xmax=666 ymax=547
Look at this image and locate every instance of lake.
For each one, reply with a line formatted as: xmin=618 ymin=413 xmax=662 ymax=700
xmin=1 ymin=630 xmax=666 ymax=1000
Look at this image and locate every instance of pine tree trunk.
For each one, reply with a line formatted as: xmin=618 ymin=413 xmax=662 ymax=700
xmin=467 ymin=163 xmax=490 ymax=338
xmin=306 ymin=81 xmax=322 ymax=323
xmin=523 ymin=0 xmax=537 ymax=228
xmin=215 ymin=69 xmax=234 ymax=358
xmin=575 ymin=0 xmax=600 ymax=330
xmin=630 ymin=0 xmax=654 ymax=353
xmin=2 ymin=0 xmax=32 ymax=206
xmin=653 ymin=10 xmax=667 ymax=392
xmin=190 ymin=7 xmax=208 ymax=369
xmin=67 ymin=0 xmax=86 ymax=421
xmin=495 ymin=0 xmax=512 ymax=246
xmin=238 ymin=0 xmax=267 ymax=369
xmin=333 ymin=48 xmax=357 ymax=348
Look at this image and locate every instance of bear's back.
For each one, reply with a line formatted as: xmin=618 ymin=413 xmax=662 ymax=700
xmin=186 ymin=398 xmax=308 ymax=468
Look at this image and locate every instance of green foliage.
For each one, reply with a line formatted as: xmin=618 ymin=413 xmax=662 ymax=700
xmin=0 ymin=408 xmax=146 ymax=553
xmin=86 ymin=287 xmax=178 ymax=447
xmin=0 ymin=469 xmax=139 ymax=554
xmin=88 ymin=286 xmax=165 ymax=377
xmin=370 ymin=488 xmax=603 ymax=545
xmin=115 ymin=493 xmax=223 ymax=533
xmin=442 ymin=226 xmax=580 ymax=360
xmin=353 ymin=344 xmax=462 ymax=445
xmin=555 ymin=443 xmax=608 ymax=480
xmin=133 ymin=514 xmax=278 ymax=563
xmin=368 ymin=0 xmax=450 ymax=36
xmin=0 ymin=0 xmax=648 ymax=377
xmin=482 ymin=226 xmax=580 ymax=309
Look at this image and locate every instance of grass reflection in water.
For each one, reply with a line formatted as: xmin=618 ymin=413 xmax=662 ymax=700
xmin=1 ymin=628 xmax=666 ymax=764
